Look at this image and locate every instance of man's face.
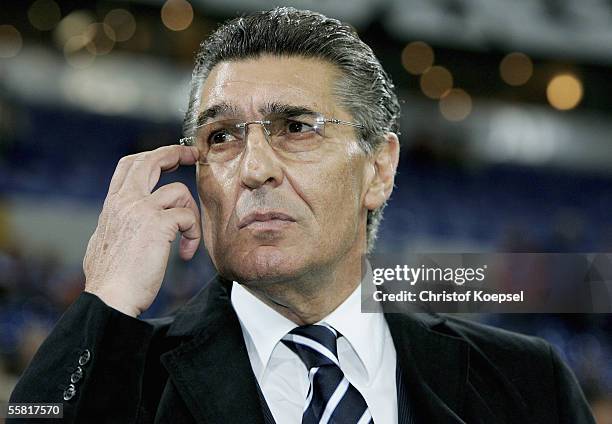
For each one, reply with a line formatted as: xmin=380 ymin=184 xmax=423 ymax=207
xmin=196 ymin=55 xmax=376 ymax=284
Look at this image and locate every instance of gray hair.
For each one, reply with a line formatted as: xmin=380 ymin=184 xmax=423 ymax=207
xmin=184 ymin=7 xmax=400 ymax=253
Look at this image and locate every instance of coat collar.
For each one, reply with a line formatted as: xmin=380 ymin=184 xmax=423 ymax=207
xmin=161 ymin=276 xmax=266 ymax=424
xmin=385 ymin=312 xmax=470 ymax=423
xmin=164 ymin=274 xmax=233 ymax=338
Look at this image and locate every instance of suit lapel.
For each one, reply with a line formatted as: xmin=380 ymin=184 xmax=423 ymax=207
xmin=160 ymin=277 xmax=266 ymax=424
xmin=386 ymin=312 xmax=470 ymax=423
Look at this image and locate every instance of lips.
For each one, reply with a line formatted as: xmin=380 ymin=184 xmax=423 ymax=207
xmin=237 ymin=211 xmax=296 ymax=229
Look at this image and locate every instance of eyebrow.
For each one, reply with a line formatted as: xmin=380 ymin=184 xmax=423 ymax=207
xmin=196 ymin=102 xmax=319 ymax=127
xmin=260 ymin=102 xmax=318 ymax=118
xmin=196 ymin=102 xmax=240 ymax=127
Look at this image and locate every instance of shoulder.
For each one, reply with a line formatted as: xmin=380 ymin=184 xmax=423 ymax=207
xmin=436 ymin=315 xmax=595 ymax=422
xmin=400 ymin=313 xmax=558 ymax=393
xmin=440 ymin=314 xmax=551 ymax=356
xmin=437 ymin=314 xmax=557 ymax=380
xmin=434 ymin=315 xmax=572 ymax=399
xmin=389 ymin=311 xmax=558 ymax=390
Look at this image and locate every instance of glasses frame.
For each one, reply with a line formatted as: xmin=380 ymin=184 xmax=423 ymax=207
xmin=178 ymin=115 xmax=365 ymax=149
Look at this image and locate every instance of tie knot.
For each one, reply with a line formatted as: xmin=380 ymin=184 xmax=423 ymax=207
xmin=281 ymin=324 xmax=339 ymax=369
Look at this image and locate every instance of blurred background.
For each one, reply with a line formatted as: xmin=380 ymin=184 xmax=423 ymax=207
xmin=0 ymin=0 xmax=611 ymax=421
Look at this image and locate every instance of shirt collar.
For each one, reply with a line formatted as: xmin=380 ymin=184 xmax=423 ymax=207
xmin=231 ymin=281 xmax=297 ymax=378
xmin=317 ymin=277 xmax=384 ymax=380
xmin=230 ymin=260 xmax=384 ymax=381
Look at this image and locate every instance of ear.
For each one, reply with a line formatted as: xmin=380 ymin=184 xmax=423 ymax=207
xmin=364 ymin=132 xmax=400 ymax=211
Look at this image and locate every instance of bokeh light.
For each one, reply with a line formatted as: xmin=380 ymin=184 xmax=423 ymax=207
xmin=420 ymin=65 xmax=453 ymax=99
xmin=84 ymin=23 xmax=115 ymax=55
xmin=28 ymin=0 xmax=62 ymax=31
xmin=547 ymin=74 xmax=583 ymax=110
xmin=439 ymin=88 xmax=472 ymax=121
xmin=0 ymin=25 xmax=23 ymax=58
xmin=401 ymin=41 xmax=434 ymax=75
xmin=104 ymin=9 xmax=136 ymax=42
xmin=161 ymin=0 xmax=194 ymax=32
xmin=64 ymin=35 xmax=95 ymax=68
xmin=500 ymin=52 xmax=533 ymax=86
xmin=54 ymin=10 xmax=94 ymax=48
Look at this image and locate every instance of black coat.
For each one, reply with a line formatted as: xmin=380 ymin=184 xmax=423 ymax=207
xmin=9 ymin=275 xmax=595 ymax=423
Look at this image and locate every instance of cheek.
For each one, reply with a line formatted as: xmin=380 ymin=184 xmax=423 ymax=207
xmin=333 ymin=145 xmax=367 ymax=209
xmin=302 ymin=152 xmax=365 ymax=232
xmin=196 ymin=165 xmax=234 ymax=238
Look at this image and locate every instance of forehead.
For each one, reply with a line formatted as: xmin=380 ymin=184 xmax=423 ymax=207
xmin=199 ymin=55 xmax=342 ymax=117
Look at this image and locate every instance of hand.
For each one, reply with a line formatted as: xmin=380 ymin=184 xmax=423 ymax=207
xmin=83 ymin=145 xmax=201 ymax=317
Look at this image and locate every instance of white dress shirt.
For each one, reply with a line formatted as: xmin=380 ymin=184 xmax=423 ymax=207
xmin=231 ymin=277 xmax=398 ymax=424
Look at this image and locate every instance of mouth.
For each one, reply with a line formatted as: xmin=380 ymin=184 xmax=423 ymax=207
xmin=238 ymin=211 xmax=296 ymax=230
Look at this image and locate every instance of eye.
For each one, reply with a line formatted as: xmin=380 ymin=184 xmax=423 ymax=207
xmin=208 ymin=130 xmax=236 ymax=145
xmin=286 ymin=120 xmax=314 ymax=134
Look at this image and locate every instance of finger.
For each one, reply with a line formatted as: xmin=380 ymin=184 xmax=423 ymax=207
xmin=161 ymin=207 xmax=201 ymax=260
xmin=83 ymin=232 xmax=97 ymax=274
xmin=123 ymin=145 xmax=199 ymax=195
xmin=107 ymin=154 xmax=138 ymax=195
xmin=149 ymin=182 xmax=197 ymax=210
xmin=148 ymin=183 xmax=200 ymax=233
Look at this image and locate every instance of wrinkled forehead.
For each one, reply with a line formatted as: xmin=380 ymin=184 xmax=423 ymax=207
xmin=198 ymin=55 xmax=344 ymax=120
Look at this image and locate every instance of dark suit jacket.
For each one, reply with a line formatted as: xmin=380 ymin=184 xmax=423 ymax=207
xmin=9 ymin=275 xmax=595 ymax=423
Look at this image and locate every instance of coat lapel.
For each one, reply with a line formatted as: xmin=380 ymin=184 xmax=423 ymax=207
xmin=386 ymin=312 xmax=470 ymax=423
xmin=160 ymin=276 xmax=266 ymax=424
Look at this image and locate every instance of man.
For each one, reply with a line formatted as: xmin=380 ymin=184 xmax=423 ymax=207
xmin=9 ymin=7 xmax=595 ymax=424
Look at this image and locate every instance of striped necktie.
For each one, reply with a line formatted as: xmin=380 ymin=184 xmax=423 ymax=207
xmin=281 ymin=324 xmax=374 ymax=424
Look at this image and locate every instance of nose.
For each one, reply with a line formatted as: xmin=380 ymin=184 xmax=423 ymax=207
xmin=239 ymin=123 xmax=284 ymax=189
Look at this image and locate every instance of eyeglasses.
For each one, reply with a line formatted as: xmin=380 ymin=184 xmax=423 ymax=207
xmin=179 ymin=114 xmax=364 ymax=164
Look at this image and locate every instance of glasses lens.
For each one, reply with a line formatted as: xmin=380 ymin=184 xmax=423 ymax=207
xmin=193 ymin=116 xmax=326 ymax=163
xmin=196 ymin=119 xmax=245 ymax=163
xmin=267 ymin=116 xmax=324 ymax=153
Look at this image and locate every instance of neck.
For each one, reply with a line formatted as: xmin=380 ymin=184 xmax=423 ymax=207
xmin=242 ymin=253 xmax=364 ymax=325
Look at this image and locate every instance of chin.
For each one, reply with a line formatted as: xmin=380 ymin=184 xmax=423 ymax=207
xmin=221 ymin=245 xmax=310 ymax=285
